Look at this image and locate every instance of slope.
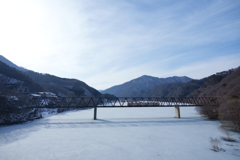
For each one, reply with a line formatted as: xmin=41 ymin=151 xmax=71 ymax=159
xmin=25 ymin=71 xmax=102 ymax=97
xmin=141 ymin=68 xmax=238 ymax=97
xmin=196 ymin=67 xmax=240 ymax=98
xmin=165 ymin=69 xmax=235 ymax=97
xmin=0 ymin=61 xmax=42 ymax=94
xmin=0 ymin=55 xmax=27 ymax=72
xmin=143 ymin=82 xmax=185 ymax=97
xmin=0 ymin=55 xmax=102 ymax=97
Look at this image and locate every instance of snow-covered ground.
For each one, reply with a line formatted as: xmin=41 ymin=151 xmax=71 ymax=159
xmin=0 ymin=107 xmax=239 ymax=160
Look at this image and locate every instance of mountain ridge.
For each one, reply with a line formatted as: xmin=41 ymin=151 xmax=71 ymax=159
xmin=143 ymin=68 xmax=238 ymax=98
xmin=101 ymin=75 xmax=192 ymax=97
xmin=0 ymin=55 xmax=101 ymax=97
xmin=0 ymin=60 xmax=43 ymax=94
xmin=0 ymin=55 xmax=28 ymax=72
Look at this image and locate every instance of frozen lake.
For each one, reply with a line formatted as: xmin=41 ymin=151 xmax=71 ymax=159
xmin=0 ymin=107 xmax=239 ymax=160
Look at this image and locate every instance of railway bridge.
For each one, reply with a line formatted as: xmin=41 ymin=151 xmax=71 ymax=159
xmin=27 ymin=97 xmax=222 ymax=120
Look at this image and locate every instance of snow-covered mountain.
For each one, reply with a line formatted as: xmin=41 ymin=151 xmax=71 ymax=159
xmin=101 ymin=75 xmax=192 ymax=97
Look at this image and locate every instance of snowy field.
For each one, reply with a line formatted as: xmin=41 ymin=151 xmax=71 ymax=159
xmin=0 ymin=107 xmax=239 ymax=160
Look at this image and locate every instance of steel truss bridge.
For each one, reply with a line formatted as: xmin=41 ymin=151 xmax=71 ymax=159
xmin=28 ymin=97 xmax=222 ymax=120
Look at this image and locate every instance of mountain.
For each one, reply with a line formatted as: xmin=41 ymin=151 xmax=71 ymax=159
xmin=101 ymin=75 xmax=192 ymax=97
xmin=168 ymin=69 xmax=235 ymax=97
xmin=0 ymin=55 xmax=28 ymax=72
xmin=0 ymin=55 xmax=103 ymax=125
xmin=143 ymin=82 xmax=185 ymax=97
xmin=25 ymin=71 xmax=102 ymax=97
xmin=0 ymin=55 xmax=102 ymax=97
xmin=102 ymin=68 xmax=239 ymax=98
xmin=0 ymin=60 xmax=43 ymax=94
xmin=194 ymin=67 xmax=240 ymax=98
xmin=144 ymin=68 xmax=237 ymax=98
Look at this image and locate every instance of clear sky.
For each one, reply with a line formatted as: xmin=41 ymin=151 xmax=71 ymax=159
xmin=0 ymin=0 xmax=240 ymax=90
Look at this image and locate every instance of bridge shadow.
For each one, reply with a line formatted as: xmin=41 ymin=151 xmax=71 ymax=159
xmin=31 ymin=116 xmax=215 ymax=129
xmin=0 ymin=116 xmax=218 ymax=147
xmin=0 ymin=120 xmax=44 ymax=146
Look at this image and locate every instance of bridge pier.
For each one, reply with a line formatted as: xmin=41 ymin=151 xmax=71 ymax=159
xmin=94 ymin=107 xmax=97 ymax=120
xmin=175 ymin=106 xmax=180 ymax=118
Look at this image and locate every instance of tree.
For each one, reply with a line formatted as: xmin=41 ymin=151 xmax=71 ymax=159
xmin=196 ymin=105 xmax=219 ymax=119
xmin=0 ymin=94 xmax=42 ymax=125
xmin=218 ymin=99 xmax=240 ymax=130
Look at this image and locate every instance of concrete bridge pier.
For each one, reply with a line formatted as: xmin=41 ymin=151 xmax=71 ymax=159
xmin=94 ymin=107 xmax=97 ymax=120
xmin=175 ymin=106 xmax=180 ymax=118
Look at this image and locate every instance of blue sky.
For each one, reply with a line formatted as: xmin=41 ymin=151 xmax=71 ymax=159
xmin=0 ymin=0 xmax=240 ymax=90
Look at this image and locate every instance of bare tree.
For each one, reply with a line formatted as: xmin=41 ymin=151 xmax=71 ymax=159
xmin=210 ymin=137 xmax=224 ymax=152
xmin=196 ymin=105 xmax=219 ymax=119
xmin=218 ymin=99 xmax=240 ymax=130
xmin=220 ymin=129 xmax=236 ymax=142
xmin=0 ymin=91 xmax=42 ymax=125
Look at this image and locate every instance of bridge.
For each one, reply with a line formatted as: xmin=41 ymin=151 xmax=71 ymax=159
xmin=27 ymin=97 xmax=222 ymax=120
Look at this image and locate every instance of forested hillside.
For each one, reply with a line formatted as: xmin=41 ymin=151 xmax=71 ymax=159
xmin=25 ymin=71 xmax=102 ymax=97
xmin=0 ymin=55 xmax=102 ymax=97
xmin=0 ymin=55 xmax=103 ymax=125
xmin=143 ymin=68 xmax=237 ymax=98
xmin=196 ymin=67 xmax=240 ymax=98
xmin=0 ymin=61 xmax=42 ymax=94
xmin=102 ymin=75 xmax=192 ymax=97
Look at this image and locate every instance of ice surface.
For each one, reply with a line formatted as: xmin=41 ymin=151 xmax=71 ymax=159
xmin=0 ymin=107 xmax=239 ymax=160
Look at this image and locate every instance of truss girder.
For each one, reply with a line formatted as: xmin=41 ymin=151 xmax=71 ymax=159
xmin=26 ymin=97 xmax=221 ymax=108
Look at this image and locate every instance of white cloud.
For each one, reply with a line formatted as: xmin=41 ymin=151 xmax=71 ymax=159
xmin=0 ymin=0 xmax=239 ymax=90
xmin=84 ymin=53 xmax=240 ymax=89
xmin=156 ymin=54 xmax=240 ymax=79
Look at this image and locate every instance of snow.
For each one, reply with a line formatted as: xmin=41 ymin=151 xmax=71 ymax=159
xmin=8 ymin=96 xmax=19 ymax=100
xmin=0 ymin=107 xmax=239 ymax=160
xmin=8 ymin=78 xmax=21 ymax=84
xmin=39 ymin=108 xmax=59 ymax=117
xmin=31 ymin=94 xmax=41 ymax=97
xmin=83 ymin=87 xmax=93 ymax=96
xmin=0 ymin=74 xmax=22 ymax=84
